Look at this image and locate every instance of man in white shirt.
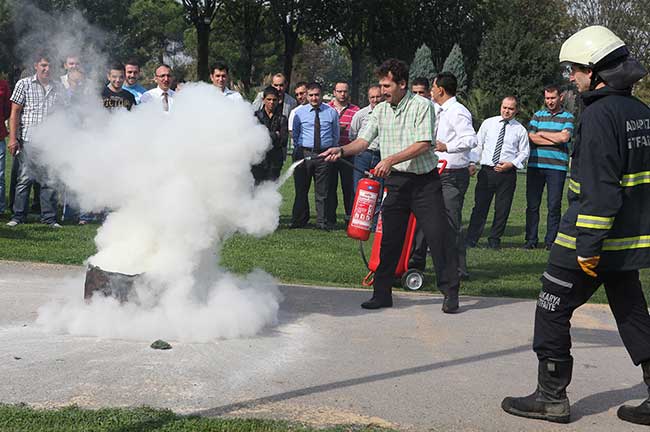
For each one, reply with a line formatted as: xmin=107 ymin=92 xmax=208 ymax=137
xmin=252 ymin=73 xmax=297 ymax=117
xmin=60 ymin=54 xmax=80 ymax=89
xmin=209 ymin=60 xmax=243 ymax=101
xmin=288 ymin=81 xmax=308 ymax=155
xmin=140 ymin=64 xmax=175 ymax=112
xmin=465 ymin=96 xmax=530 ymax=249
xmin=409 ymin=73 xmax=478 ymax=278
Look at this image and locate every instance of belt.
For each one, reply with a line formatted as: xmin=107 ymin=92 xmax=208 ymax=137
xmin=443 ymin=167 xmax=469 ymax=172
xmin=299 ymin=146 xmax=329 ymax=152
xmin=365 ymin=149 xmax=380 ymax=154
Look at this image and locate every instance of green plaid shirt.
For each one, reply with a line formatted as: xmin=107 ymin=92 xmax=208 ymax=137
xmin=359 ymin=91 xmax=437 ymax=174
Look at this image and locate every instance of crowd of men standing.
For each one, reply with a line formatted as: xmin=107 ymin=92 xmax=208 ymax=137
xmin=0 ymin=50 xmax=574 ymax=264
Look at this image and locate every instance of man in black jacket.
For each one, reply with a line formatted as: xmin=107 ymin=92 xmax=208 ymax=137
xmin=502 ymin=26 xmax=650 ymax=426
xmin=252 ymin=86 xmax=288 ymax=183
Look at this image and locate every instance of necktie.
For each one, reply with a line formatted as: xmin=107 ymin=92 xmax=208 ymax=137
xmin=492 ymin=119 xmax=508 ymax=165
xmin=434 ymin=106 xmax=443 ymax=138
xmin=313 ymin=106 xmax=321 ymax=152
xmin=162 ymin=92 xmax=169 ymax=112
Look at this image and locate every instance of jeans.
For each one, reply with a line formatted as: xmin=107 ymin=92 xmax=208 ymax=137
xmin=0 ymin=138 xmax=5 ymax=212
xmin=525 ymin=168 xmax=567 ymax=246
xmin=11 ymin=144 xmax=59 ymax=224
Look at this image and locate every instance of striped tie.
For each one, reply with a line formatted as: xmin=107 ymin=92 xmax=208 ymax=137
xmin=492 ymin=119 xmax=508 ymax=165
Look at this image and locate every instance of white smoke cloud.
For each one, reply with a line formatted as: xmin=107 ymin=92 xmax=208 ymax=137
xmin=32 ymin=84 xmax=286 ymax=342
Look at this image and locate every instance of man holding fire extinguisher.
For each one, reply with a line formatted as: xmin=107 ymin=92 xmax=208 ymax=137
xmin=321 ymin=58 xmax=461 ymax=313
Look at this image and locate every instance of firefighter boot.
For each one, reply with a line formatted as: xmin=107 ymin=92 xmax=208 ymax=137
xmin=442 ymin=285 xmax=459 ymax=313
xmin=501 ymin=358 xmax=572 ymax=424
xmin=361 ymin=285 xmax=393 ymax=309
xmin=617 ymin=361 xmax=650 ymax=425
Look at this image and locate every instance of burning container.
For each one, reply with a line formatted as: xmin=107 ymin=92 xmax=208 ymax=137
xmin=84 ymin=264 xmax=140 ymax=302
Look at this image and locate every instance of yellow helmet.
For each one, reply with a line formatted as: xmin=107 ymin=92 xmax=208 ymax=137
xmin=559 ymin=26 xmax=626 ymax=68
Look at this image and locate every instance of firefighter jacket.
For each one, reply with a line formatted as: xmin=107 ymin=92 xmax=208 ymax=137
xmin=549 ymin=86 xmax=650 ymax=271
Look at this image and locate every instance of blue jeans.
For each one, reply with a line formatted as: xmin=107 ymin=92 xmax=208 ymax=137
xmin=11 ymin=144 xmax=59 ymax=224
xmin=353 ymin=149 xmax=382 ymax=191
xmin=0 ymin=138 xmax=5 ymax=212
xmin=525 ymin=167 xmax=567 ymax=246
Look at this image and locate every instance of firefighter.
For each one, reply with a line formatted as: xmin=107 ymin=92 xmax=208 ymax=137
xmin=501 ymin=26 xmax=650 ymax=425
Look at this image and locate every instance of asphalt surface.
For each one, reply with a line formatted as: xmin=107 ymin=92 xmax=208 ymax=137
xmin=1 ymin=260 xmax=649 ymax=431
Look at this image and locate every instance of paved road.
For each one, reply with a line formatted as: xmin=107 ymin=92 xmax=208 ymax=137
xmin=0 ymin=260 xmax=648 ymax=431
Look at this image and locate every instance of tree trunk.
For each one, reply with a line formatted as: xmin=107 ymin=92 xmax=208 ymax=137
xmin=349 ymin=45 xmax=362 ymax=105
xmin=196 ymin=21 xmax=210 ymax=82
xmin=283 ymin=30 xmax=298 ymax=87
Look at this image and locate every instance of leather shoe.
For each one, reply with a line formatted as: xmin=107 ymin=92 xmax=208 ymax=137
xmin=487 ymin=239 xmax=501 ymax=250
xmin=442 ymin=293 xmax=459 ymax=313
xmin=361 ymin=297 xmax=392 ymax=309
xmin=522 ymin=241 xmax=537 ymax=250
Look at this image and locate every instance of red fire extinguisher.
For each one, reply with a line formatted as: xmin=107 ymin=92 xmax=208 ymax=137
xmin=347 ymin=173 xmax=381 ymax=241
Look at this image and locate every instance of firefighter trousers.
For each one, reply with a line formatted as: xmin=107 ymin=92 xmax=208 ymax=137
xmin=533 ymin=263 xmax=650 ymax=365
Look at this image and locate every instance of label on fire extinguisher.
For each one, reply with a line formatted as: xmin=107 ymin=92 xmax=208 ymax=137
xmin=350 ymin=190 xmax=378 ymax=230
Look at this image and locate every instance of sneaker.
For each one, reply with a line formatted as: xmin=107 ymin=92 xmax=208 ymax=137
xmin=78 ymin=220 xmax=88 ymax=225
xmin=49 ymin=223 xmax=62 ymax=229
xmin=523 ymin=242 xmax=538 ymax=250
xmin=6 ymin=220 xmax=19 ymax=227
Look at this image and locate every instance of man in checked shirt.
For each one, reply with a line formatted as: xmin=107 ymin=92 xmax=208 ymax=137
xmin=7 ymin=52 xmax=62 ymax=228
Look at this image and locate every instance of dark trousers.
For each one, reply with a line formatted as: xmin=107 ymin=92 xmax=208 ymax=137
xmin=533 ymin=263 xmax=650 ymax=365
xmin=466 ymin=166 xmax=517 ymax=246
xmin=292 ymin=147 xmax=332 ymax=227
xmin=411 ymin=168 xmax=470 ymax=274
xmin=327 ymin=156 xmax=355 ymax=225
xmin=373 ymin=170 xmax=460 ymax=300
xmin=525 ymin=168 xmax=567 ymax=246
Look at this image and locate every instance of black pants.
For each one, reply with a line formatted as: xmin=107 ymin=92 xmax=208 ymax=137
xmin=292 ymin=147 xmax=332 ymax=227
xmin=534 ymin=263 xmax=650 ymax=365
xmin=374 ymin=170 xmax=460 ymax=300
xmin=326 ymin=156 xmax=355 ymax=225
xmin=411 ymin=168 xmax=470 ymax=274
xmin=466 ymin=166 xmax=517 ymax=246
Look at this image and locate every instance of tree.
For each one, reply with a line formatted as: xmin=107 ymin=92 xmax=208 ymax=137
xmin=267 ymin=0 xmax=316 ymax=86
xmin=473 ymin=0 xmax=571 ymax=120
xmin=306 ymin=0 xmax=375 ymax=104
xmin=409 ymin=43 xmax=437 ymax=84
xmin=182 ymin=0 xmax=220 ymax=82
xmin=442 ymin=43 xmax=467 ymax=97
xmin=128 ymin=0 xmax=186 ymax=64
xmin=222 ymin=0 xmax=265 ymax=91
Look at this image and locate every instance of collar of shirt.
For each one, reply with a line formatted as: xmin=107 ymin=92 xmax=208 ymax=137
xmin=440 ymin=96 xmax=457 ymax=111
xmin=390 ymin=91 xmax=414 ymax=116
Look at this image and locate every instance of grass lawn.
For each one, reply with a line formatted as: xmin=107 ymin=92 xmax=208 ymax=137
xmin=0 ymin=405 xmax=394 ymax=432
xmin=1 ymin=153 xmax=648 ymax=303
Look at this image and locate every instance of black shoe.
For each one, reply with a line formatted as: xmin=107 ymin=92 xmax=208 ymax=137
xmin=545 ymin=243 xmax=553 ymax=251
xmin=502 ymin=358 xmax=573 ymax=424
xmin=408 ymin=261 xmax=426 ymax=272
xmin=442 ymin=293 xmax=459 ymax=313
xmin=487 ymin=240 xmax=501 ymax=250
xmin=289 ymin=222 xmax=306 ymax=229
xmin=618 ymin=361 xmax=650 ymax=425
xmin=361 ymin=297 xmax=392 ymax=309
xmin=458 ymin=271 xmax=470 ymax=281
xmin=523 ymin=241 xmax=537 ymax=250
xmin=316 ymin=224 xmax=331 ymax=231
xmin=465 ymin=240 xmax=478 ymax=249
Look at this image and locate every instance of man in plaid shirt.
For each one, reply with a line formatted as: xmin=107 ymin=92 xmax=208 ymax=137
xmin=7 ymin=52 xmax=62 ymax=228
xmin=322 ymin=59 xmax=461 ymax=313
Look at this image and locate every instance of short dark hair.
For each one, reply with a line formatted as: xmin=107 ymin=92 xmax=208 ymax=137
xmin=306 ymin=82 xmax=322 ymax=92
xmin=434 ymin=72 xmax=457 ymax=96
xmin=368 ymin=84 xmax=381 ymax=92
xmin=376 ymin=58 xmax=409 ymax=86
xmin=543 ymin=84 xmax=561 ymax=96
xmin=263 ymin=86 xmax=279 ymax=98
xmin=210 ymin=60 xmax=229 ymax=74
xmin=411 ymin=77 xmax=430 ymax=89
xmin=34 ymin=51 xmax=51 ymax=64
xmin=334 ymin=80 xmax=350 ymax=88
xmin=108 ymin=62 xmax=125 ymax=73
xmin=124 ymin=58 xmax=140 ymax=68
xmin=293 ymin=81 xmax=308 ymax=90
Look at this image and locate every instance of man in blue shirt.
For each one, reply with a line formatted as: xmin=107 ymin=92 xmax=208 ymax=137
xmin=122 ymin=59 xmax=147 ymax=104
xmin=524 ymin=84 xmax=575 ymax=250
xmin=291 ymin=82 xmax=340 ymax=230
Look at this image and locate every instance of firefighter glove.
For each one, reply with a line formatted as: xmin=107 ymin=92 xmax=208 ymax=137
xmin=577 ymin=256 xmax=600 ymax=278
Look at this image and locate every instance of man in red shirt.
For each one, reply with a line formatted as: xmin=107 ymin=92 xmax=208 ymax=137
xmin=327 ymin=81 xmax=359 ymax=227
xmin=0 ymin=79 xmax=10 ymax=213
